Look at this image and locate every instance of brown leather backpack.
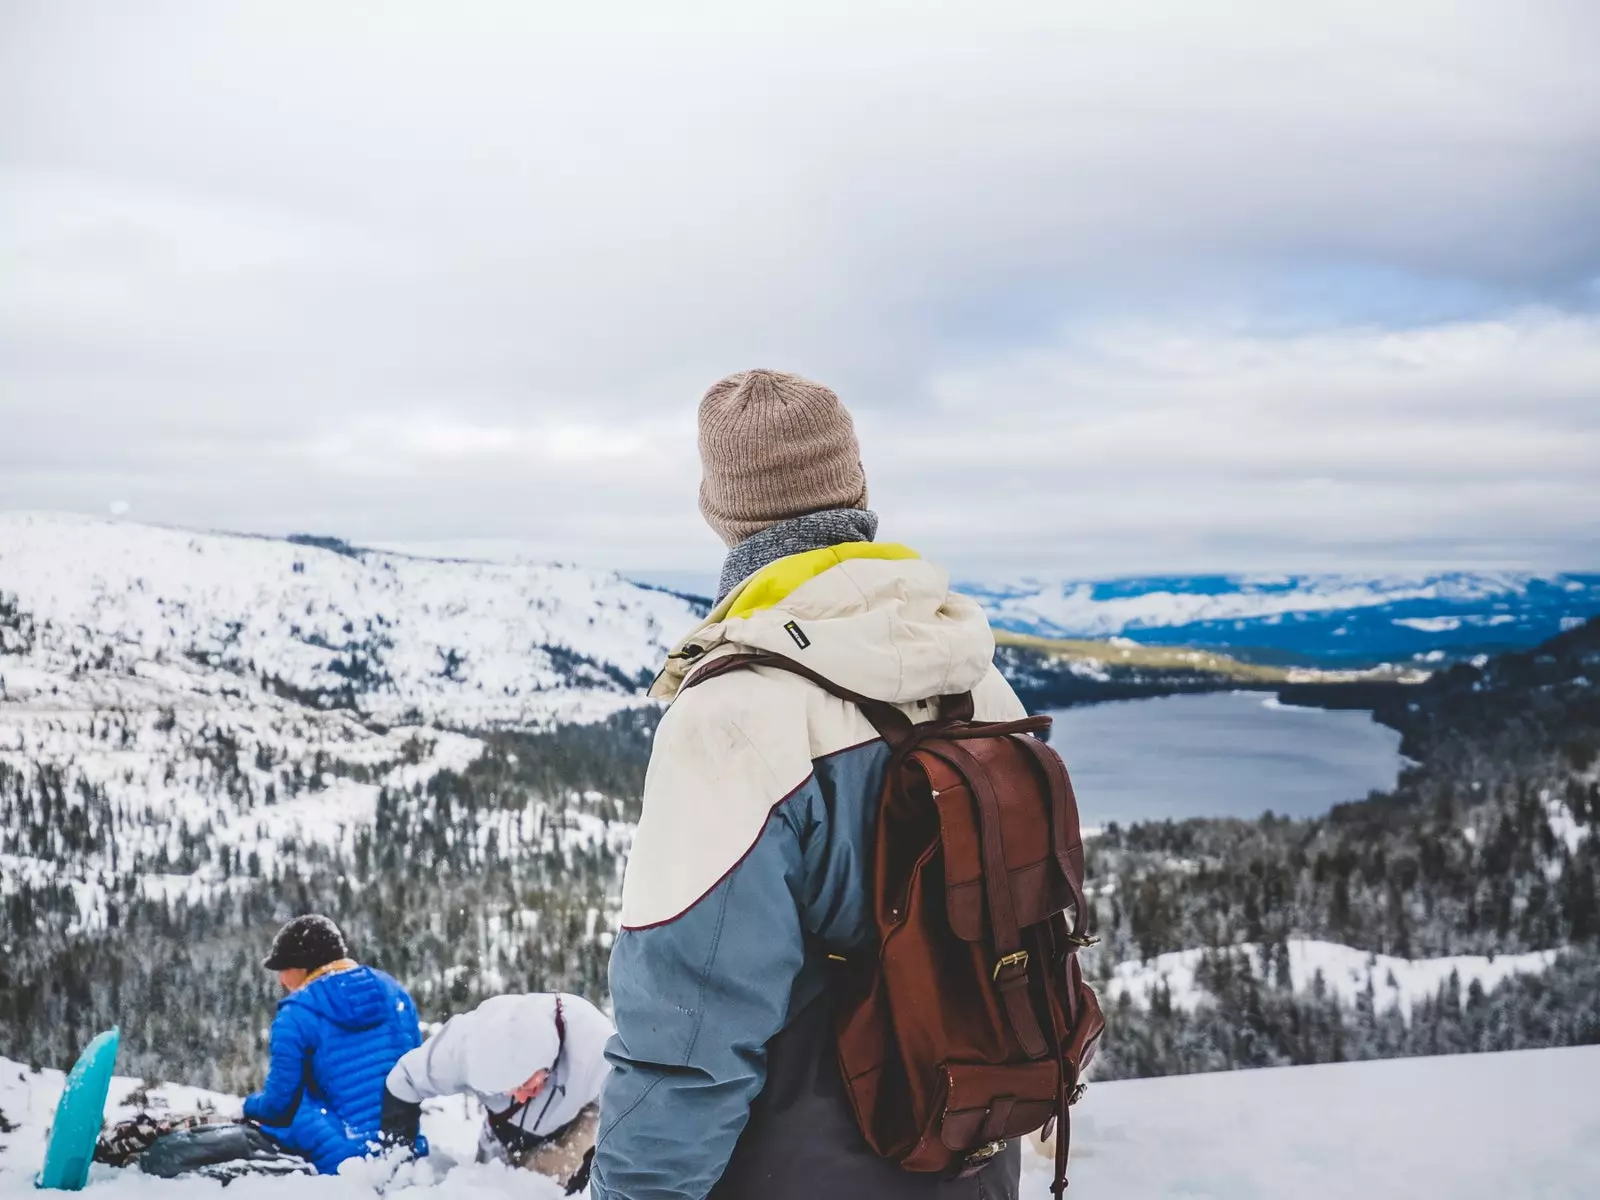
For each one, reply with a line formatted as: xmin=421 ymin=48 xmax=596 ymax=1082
xmin=686 ymin=652 xmax=1104 ymax=1195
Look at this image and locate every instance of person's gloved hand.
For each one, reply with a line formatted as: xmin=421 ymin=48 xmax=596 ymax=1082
xmin=378 ymin=1086 xmax=423 ymax=1149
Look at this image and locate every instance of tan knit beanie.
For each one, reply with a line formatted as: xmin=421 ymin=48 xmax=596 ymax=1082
xmin=698 ymin=369 xmax=869 ymax=547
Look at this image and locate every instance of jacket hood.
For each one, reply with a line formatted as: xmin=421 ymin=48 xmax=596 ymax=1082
xmin=464 ymin=993 xmax=563 ymax=1096
xmin=283 ymin=964 xmax=392 ymax=1032
xmin=652 ymin=543 xmax=995 ymax=705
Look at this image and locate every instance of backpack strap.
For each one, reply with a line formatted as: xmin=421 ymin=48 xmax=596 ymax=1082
xmin=1037 ymin=918 xmax=1075 ymax=1196
xmin=1052 ymin=1099 xmax=1072 ymax=1197
xmin=1014 ymin=734 xmax=1094 ymax=945
xmin=680 ymin=651 xmax=921 ymax=746
xmin=682 ymin=651 xmax=1023 ymax=742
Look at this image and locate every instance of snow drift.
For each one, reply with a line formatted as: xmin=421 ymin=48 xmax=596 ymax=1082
xmin=4 ymin=1047 xmax=1596 ymax=1198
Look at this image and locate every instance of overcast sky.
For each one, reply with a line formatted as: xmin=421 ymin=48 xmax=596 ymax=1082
xmin=3 ymin=1 xmax=1598 ymax=580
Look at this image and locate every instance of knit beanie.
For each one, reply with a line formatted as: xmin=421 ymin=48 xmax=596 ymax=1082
xmin=698 ymin=369 xmax=869 ymax=547
xmin=262 ymin=914 xmax=348 ymax=971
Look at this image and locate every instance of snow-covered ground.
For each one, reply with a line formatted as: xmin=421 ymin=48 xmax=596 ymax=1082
xmin=0 ymin=1055 xmax=564 ymax=1198
xmin=1026 ymin=1044 xmax=1600 ymax=1199
xmin=1103 ymin=938 xmax=1562 ymax=1020
xmin=4 ymin=1047 xmax=1596 ymax=1198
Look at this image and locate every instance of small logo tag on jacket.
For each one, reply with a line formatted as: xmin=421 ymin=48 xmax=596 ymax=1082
xmin=783 ymin=620 xmax=811 ymax=650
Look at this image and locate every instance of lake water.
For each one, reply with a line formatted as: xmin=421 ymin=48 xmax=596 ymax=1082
xmin=1046 ymin=691 xmax=1406 ymax=826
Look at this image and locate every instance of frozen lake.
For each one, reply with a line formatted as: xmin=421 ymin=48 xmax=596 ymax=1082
xmin=1047 ymin=690 xmax=1405 ymax=826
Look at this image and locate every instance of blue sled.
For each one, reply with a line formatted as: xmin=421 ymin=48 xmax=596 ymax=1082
xmin=36 ymin=1029 xmax=121 ymax=1191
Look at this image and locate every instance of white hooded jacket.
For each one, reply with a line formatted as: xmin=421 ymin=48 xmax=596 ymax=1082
xmin=387 ymin=992 xmax=612 ymax=1138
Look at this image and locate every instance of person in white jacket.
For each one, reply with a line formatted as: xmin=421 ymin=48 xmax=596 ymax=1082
xmin=380 ymin=992 xmax=612 ymax=1190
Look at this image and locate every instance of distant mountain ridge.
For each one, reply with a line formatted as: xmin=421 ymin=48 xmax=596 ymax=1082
xmin=0 ymin=510 xmax=700 ymax=730
xmin=957 ymin=571 xmax=1600 ymax=666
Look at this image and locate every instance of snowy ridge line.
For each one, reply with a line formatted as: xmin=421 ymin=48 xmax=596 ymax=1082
xmin=0 ymin=511 xmax=702 ymax=730
xmin=1102 ymin=937 xmax=1562 ymax=1020
xmin=968 ymin=574 xmax=1539 ymax=633
xmin=958 ymin=570 xmax=1600 ymax=662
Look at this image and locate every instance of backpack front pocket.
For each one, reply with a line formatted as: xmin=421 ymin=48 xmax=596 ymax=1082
xmin=901 ymin=1058 xmax=1062 ymax=1170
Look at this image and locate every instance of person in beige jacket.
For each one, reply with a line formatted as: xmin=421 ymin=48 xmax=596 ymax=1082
xmin=591 ymin=370 xmax=1026 ymax=1200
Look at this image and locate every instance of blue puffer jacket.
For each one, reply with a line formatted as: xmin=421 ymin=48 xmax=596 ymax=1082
xmin=243 ymin=964 xmax=421 ymax=1174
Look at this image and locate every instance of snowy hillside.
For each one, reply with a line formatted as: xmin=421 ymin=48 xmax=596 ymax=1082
xmin=960 ymin=571 xmax=1600 ymax=664
xmin=4 ymin=1047 xmax=1596 ymax=1198
xmin=0 ymin=511 xmax=696 ymax=867
xmin=0 ymin=512 xmax=699 ymax=729
xmin=0 ymin=512 xmax=691 ymax=1020
xmin=1104 ymin=938 xmax=1561 ymax=1019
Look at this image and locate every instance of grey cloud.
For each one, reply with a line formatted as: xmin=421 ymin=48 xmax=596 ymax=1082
xmin=2 ymin=1 xmax=1598 ymax=575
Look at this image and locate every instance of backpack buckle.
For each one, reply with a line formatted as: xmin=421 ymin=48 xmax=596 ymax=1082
xmin=1065 ymin=933 xmax=1100 ymax=948
xmin=956 ymin=1139 xmax=1008 ymax=1176
xmin=992 ymin=950 xmax=1029 ymax=980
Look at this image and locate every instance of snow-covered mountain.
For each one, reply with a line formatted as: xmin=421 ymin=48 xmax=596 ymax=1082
xmin=3 ymin=1046 xmax=1595 ymax=1198
xmin=0 ymin=511 xmax=700 ymax=730
xmin=959 ymin=571 xmax=1600 ymax=665
xmin=0 ymin=511 xmax=696 ymax=946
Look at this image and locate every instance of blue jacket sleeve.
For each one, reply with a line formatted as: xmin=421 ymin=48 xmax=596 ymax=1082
xmin=398 ymin=988 xmax=422 ymax=1049
xmin=242 ymin=1005 xmax=311 ymax=1125
xmin=590 ymin=798 xmax=810 ymax=1200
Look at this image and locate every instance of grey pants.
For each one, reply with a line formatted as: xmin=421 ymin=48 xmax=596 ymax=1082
xmin=710 ymin=993 xmax=1021 ymax=1200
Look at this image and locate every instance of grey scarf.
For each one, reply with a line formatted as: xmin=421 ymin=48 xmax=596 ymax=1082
xmin=716 ymin=508 xmax=880 ymax=603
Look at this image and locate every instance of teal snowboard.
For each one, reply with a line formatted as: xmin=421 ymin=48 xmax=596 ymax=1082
xmin=36 ymin=1028 xmax=120 ymax=1191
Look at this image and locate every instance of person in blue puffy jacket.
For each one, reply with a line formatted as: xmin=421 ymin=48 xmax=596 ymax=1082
xmin=242 ymin=914 xmax=422 ymax=1175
